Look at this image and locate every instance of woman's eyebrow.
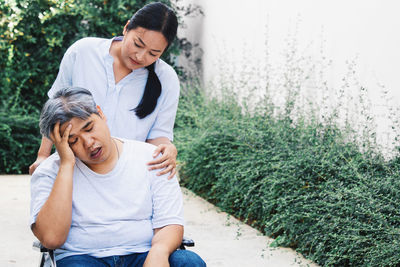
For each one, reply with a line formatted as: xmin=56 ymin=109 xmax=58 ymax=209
xmin=137 ymin=37 xmax=162 ymax=52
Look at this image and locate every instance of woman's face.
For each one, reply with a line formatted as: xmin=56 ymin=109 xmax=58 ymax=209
xmin=120 ymin=25 xmax=168 ymax=70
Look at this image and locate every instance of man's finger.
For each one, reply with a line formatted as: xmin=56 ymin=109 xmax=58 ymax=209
xmin=49 ymin=131 xmax=55 ymax=143
xmin=52 ymin=122 xmax=61 ymax=142
xmin=62 ymin=124 xmax=72 ymax=141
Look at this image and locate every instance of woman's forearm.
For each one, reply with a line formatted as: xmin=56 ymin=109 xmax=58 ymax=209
xmin=38 ymin=136 xmax=53 ymax=157
xmin=29 ymin=136 xmax=54 ymax=174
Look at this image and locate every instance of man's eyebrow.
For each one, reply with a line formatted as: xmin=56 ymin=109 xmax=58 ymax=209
xmin=68 ymin=121 xmax=93 ymax=138
xmin=137 ymin=37 xmax=162 ymax=53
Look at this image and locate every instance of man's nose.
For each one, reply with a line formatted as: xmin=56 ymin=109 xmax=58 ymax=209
xmin=82 ymin=134 xmax=94 ymax=148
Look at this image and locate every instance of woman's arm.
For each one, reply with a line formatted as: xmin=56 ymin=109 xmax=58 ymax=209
xmin=143 ymin=224 xmax=184 ymax=267
xmin=29 ymin=136 xmax=53 ymax=175
xmin=146 ymin=137 xmax=177 ymax=179
xmin=29 ymin=41 xmax=77 ymax=175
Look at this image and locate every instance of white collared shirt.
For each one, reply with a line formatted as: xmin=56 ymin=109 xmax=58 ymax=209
xmin=48 ymin=37 xmax=180 ymax=141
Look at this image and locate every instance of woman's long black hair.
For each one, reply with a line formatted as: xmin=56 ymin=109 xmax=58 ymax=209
xmin=127 ymin=2 xmax=178 ymax=119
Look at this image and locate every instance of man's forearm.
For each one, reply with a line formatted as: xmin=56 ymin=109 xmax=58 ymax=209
xmin=144 ymin=224 xmax=184 ymax=267
xmin=32 ymin=163 xmax=74 ymax=249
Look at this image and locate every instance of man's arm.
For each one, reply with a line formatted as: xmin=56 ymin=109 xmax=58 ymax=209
xmin=32 ymin=122 xmax=75 ymax=249
xmin=144 ymin=225 xmax=183 ymax=267
xmin=145 ymin=144 xmax=185 ymax=266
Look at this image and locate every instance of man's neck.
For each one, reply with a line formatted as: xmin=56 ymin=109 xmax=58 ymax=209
xmin=87 ymin=138 xmax=122 ymax=174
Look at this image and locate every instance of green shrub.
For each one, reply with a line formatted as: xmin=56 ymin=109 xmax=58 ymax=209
xmin=0 ymin=0 xmax=199 ymax=173
xmin=175 ymin=88 xmax=400 ymax=266
xmin=0 ymin=0 xmax=184 ymax=112
xmin=0 ymin=106 xmax=40 ymax=174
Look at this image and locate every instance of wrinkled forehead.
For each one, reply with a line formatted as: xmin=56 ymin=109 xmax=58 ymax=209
xmin=58 ymin=116 xmax=94 ymax=137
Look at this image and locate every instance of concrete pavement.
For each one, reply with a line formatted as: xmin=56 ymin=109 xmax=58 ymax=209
xmin=0 ymin=175 xmax=317 ymax=267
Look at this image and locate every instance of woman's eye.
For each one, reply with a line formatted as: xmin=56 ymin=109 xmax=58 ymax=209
xmin=86 ymin=127 xmax=93 ymax=132
xmin=149 ymin=52 xmax=156 ymax=57
xmin=134 ymin=42 xmax=142 ymax=48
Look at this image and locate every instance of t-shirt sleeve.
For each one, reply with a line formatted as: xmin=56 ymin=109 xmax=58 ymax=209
xmin=47 ymin=44 xmax=77 ymax=98
xmin=150 ymin=170 xmax=184 ymax=229
xmin=30 ymin=168 xmax=57 ymax=228
xmin=147 ymin=67 xmax=180 ymax=141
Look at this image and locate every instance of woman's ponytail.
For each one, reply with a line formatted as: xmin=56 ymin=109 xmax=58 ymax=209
xmin=132 ymin=62 xmax=161 ymax=119
xmin=127 ymin=2 xmax=177 ymax=119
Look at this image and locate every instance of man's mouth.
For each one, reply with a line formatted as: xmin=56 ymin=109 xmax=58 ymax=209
xmin=90 ymin=147 xmax=102 ymax=159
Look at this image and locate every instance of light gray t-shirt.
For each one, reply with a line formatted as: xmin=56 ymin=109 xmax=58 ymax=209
xmin=30 ymin=139 xmax=184 ymax=261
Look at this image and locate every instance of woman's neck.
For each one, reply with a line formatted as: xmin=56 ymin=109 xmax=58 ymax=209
xmin=110 ymin=41 xmax=132 ymax=84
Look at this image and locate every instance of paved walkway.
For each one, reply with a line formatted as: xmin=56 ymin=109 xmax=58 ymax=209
xmin=0 ymin=175 xmax=317 ymax=267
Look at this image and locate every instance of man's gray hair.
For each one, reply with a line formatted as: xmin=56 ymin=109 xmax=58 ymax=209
xmin=39 ymin=87 xmax=99 ymax=138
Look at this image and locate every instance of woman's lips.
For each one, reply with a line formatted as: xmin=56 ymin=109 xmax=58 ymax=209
xmin=90 ymin=147 xmax=102 ymax=159
xmin=130 ymin=57 xmax=141 ymax=65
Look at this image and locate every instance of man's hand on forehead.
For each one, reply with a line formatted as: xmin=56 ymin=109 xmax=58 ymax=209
xmin=50 ymin=121 xmax=76 ymax=166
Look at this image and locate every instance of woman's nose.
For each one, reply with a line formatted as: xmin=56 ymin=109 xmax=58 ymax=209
xmin=136 ymin=50 xmax=146 ymax=61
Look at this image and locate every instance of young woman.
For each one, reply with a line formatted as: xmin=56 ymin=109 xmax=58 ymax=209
xmin=30 ymin=2 xmax=180 ymax=178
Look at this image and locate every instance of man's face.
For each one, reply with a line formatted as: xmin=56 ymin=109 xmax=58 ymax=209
xmin=59 ymin=112 xmax=113 ymax=169
xmin=120 ymin=26 xmax=168 ymax=70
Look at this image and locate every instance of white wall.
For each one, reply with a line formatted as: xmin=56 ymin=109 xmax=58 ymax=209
xmin=178 ymin=0 xmax=400 ymax=152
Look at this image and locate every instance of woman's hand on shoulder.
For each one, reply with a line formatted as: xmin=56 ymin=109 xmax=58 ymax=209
xmin=147 ymin=143 xmax=177 ymax=179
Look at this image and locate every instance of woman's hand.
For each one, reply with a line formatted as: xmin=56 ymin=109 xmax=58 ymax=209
xmin=29 ymin=136 xmax=54 ymax=175
xmin=147 ymin=143 xmax=177 ymax=179
xmin=50 ymin=122 xmax=75 ymax=167
xmin=29 ymin=155 xmax=48 ymax=175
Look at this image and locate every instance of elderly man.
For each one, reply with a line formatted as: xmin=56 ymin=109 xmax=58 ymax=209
xmin=30 ymin=87 xmax=205 ymax=267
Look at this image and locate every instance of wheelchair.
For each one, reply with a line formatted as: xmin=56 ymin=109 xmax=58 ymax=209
xmin=33 ymin=237 xmax=195 ymax=267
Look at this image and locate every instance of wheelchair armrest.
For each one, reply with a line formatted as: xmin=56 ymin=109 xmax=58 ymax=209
xmin=33 ymin=240 xmax=52 ymax=253
xmin=180 ymin=236 xmax=195 ymax=250
xmin=182 ymin=237 xmax=195 ymax=247
xmin=34 ymin=236 xmax=195 ymax=253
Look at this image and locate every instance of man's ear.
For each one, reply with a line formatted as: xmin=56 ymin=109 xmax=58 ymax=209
xmin=97 ymin=105 xmax=107 ymax=121
xmin=123 ymin=20 xmax=130 ymax=35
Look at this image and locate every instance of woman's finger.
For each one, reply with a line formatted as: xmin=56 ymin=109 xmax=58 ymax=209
xmin=148 ymin=160 xmax=169 ymax=171
xmin=152 ymin=145 xmax=166 ymax=157
xmin=147 ymin=154 xmax=168 ymax=166
xmin=157 ymin=164 xmax=173 ymax=176
xmin=167 ymin=168 xmax=176 ymax=180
